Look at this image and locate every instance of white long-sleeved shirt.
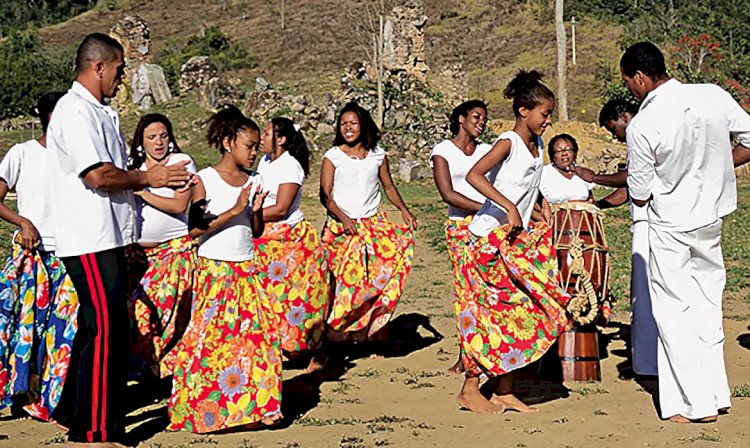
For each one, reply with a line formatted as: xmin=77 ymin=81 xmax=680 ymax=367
xmin=627 ymin=79 xmax=750 ymax=231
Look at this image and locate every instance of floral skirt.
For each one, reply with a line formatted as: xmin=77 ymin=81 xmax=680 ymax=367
xmin=254 ymin=220 xmax=328 ymax=352
xmin=445 ymin=217 xmax=474 ymax=355
xmin=129 ymin=236 xmax=196 ymax=378
xmin=166 ymin=257 xmax=282 ymax=433
xmin=0 ymin=243 xmax=79 ymax=421
xmin=456 ymin=222 xmax=569 ymax=377
xmin=322 ymin=212 xmax=414 ymax=338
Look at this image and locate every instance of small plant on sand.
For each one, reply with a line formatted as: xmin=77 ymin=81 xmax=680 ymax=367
xmin=731 ymin=383 xmax=750 ymax=397
xmin=688 ymin=431 xmax=722 ymax=443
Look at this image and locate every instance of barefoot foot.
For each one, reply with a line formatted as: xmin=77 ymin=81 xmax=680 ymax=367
xmin=303 ymin=355 xmax=326 ymax=374
xmin=447 ymin=358 xmax=465 ymax=375
xmin=458 ymin=389 xmax=505 ymax=414
xmin=490 ymin=394 xmax=538 ymax=413
xmin=669 ymin=414 xmax=717 ymax=424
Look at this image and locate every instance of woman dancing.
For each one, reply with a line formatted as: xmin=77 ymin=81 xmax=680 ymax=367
xmin=430 ymin=100 xmax=492 ymax=374
xmin=167 ymin=106 xmax=282 ymax=432
xmin=0 ymin=92 xmax=79 ymax=421
xmin=319 ymin=101 xmax=416 ymax=346
xmin=127 ymin=113 xmax=200 ymax=380
xmin=254 ymin=117 xmax=328 ymax=372
xmin=457 ymin=70 xmax=570 ymax=414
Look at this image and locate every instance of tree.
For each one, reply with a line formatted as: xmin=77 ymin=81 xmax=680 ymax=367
xmin=555 ymin=0 xmax=569 ymax=121
xmin=344 ymin=0 xmax=392 ymax=127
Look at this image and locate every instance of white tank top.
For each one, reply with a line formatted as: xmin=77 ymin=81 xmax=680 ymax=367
xmin=136 ymin=153 xmax=197 ymax=244
xmin=196 ymin=167 xmax=263 ymax=262
xmin=323 ymin=145 xmax=385 ymax=219
xmin=469 ymin=131 xmax=544 ymax=236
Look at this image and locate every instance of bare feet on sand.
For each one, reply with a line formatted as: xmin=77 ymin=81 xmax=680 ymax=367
xmin=490 ymin=394 xmax=539 ymax=413
xmin=303 ymin=355 xmax=326 ymax=374
xmin=668 ymin=414 xmax=717 ymax=424
xmin=458 ymin=389 xmax=505 ymax=414
xmin=447 ymin=357 xmax=465 ymax=375
xmin=66 ymin=442 xmax=127 ymax=448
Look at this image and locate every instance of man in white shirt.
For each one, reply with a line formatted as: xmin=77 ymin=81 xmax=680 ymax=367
xmin=571 ymin=99 xmax=658 ymax=378
xmin=623 ymin=42 xmax=750 ymax=423
xmin=48 ymin=33 xmax=190 ymax=446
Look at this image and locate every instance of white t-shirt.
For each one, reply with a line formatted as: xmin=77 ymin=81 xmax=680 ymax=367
xmin=196 ymin=167 xmax=263 ymax=262
xmin=539 ymin=164 xmax=594 ymax=205
xmin=136 ymin=153 xmax=198 ymax=244
xmin=256 ymin=151 xmax=305 ymax=226
xmin=429 ymin=139 xmax=492 ymax=220
xmin=47 ymin=81 xmax=135 ymax=258
xmin=323 ymin=145 xmax=386 ymax=219
xmin=469 ymin=131 xmax=544 ymax=236
xmin=0 ymin=140 xmax=55 ymax=251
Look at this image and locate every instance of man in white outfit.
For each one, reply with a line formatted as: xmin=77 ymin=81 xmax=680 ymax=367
xmin=622 ymin=42 xmax=750 ymax=423
xmin=573 ymin=99 xmax=658 ymax=377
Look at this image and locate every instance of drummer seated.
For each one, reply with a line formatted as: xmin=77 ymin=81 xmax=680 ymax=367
xmin=539 ymin=133 xmax=594 ymax=206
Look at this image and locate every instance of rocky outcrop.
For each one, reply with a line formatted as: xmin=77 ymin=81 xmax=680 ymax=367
xmin=383 ymin=0 xmax=429 ymax=80
xmin=179 ymin=56 xmax=239 ymax=109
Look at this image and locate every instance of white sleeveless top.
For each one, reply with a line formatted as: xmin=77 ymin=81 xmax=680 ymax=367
xmin=256 ymin=151 xmax=305 ymax=226
xmin=539 ymin=164 xmax=594 ymax=205
xmin=323 ymin=145 xmax=386 ymax=219
xmin=136 ymin=153 xmax=198 ymax=244
xmin=429 ymin=139 xmax=492 ymax=220
xmin=469 ymin=131 xmax=544 ymax=236
xmin=196 ymin=167 xmax=263 ymax=262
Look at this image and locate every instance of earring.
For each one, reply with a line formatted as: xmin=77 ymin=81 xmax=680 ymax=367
xmin=168 ymin=142 xmax=175 ymax=153
xmin=225 ymin=146 xmax=232 ymax=154
xmin=137 ymin=145 xmax=144 ymax=159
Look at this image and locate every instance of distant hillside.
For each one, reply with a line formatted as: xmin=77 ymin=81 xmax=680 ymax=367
xmin=35 ymin=0 xmax=622 ymax=122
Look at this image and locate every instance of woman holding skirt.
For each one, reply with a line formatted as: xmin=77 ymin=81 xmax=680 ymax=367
xmin=167 ymin=106 xmax=282 ymax=433
xmin=0 ymin=92 xmax=78 ymax=421
xmin=430 ymin=100 xmax=492 ymax=374
xmin=320 ymin=102 xmax=417 ymax=343
xmin=128 ymin=113 xmax=199 ymax=380
xmin=254 ymin=117 xmax=328 ymax=372
xmin=458 ymin=71 xmax=570 ymax=414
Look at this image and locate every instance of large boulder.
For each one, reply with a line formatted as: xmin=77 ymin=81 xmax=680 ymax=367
xmin=179 ymin=56 xmax=238 ymax=109
xmin=131 ymin=63 xmax=172 ymax=110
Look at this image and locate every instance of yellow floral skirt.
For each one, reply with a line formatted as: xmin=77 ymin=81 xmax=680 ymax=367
xmin=322 ymin=212 xmax=414 ymax=338
xmin=166 ymin=257 xmax=281 ymax=433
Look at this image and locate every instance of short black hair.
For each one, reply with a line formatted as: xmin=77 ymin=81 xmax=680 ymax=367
xmin=75 ymin=33 xmax=124 ymax=73
xmin=620 ymin=42 xmax=667 ymax=79
xmin=598 ymin=99 xmax=638 ymax=127
xmin=548 ymin=133 xmax=579 ymax=161
xmin=333 ymin=102 xmax=381 ymax=151
xmin=449 ymin=99 xmax=488 ymax=136
xmin=30 ymin=92 xmax=65 ymax=132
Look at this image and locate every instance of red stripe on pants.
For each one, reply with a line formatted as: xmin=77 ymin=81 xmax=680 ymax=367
xmin=87 ymin=254 xmax=110 ymax=441
xmin=80 ymin=255 xmax=103 ymax=442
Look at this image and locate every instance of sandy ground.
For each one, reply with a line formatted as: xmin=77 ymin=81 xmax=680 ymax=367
xmin=1 ymin=205 xmax=749 ymax=448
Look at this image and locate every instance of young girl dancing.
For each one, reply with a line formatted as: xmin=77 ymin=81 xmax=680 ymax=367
xmin=320 ymin=102 xmax=416 ymax=345
xmin=0 ymin=92 xmax=78 ymax=421
xmin=430 ymin=100 xmax=492 ymax=374
xmin=167 ymin=106 xmax=282 ymax=433
xmin=128 ymin=113 xmax=199 ymax=380
xmin=457 ymin=71 xmax=570 ymax=414
xmin=254 ymin=117 xmax=328 ymax=372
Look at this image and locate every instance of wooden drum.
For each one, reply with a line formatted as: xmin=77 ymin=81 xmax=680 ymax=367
xmin=551 ymin=201 xmax=611 ymax=382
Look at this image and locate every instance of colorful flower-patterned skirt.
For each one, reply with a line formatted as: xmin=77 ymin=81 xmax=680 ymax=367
xmin=322 ymin=212 xmax=414 ymax=338
xmin=445 ymin=217 xmax=474 ymax=355
xmin=166 ymin=257 xmax=282 ymax=433
xmin=129 ymin=236 xmax=196 ymax=378
xmin=254 ymin=220 xmax=328 ymax=352
xmin=456 ymin=222 xmax=570 ymax=377
xmin=0 ymin=243 xmax=79 ymax=421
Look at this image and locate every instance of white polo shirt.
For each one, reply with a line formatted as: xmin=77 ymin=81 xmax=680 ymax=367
xmin=627 ymin=79 xmax=750 ymax=231
xmin=0 ymin=140 xmax=56 ymax=251
xmin=47 ymin=81 xmax=135 ymax=257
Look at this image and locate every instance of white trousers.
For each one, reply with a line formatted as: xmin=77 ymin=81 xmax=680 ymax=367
xmin=649 ymin=219 xmax=731 ymax=419
xmin=631 ymin=221 xmax=658 ymax=376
